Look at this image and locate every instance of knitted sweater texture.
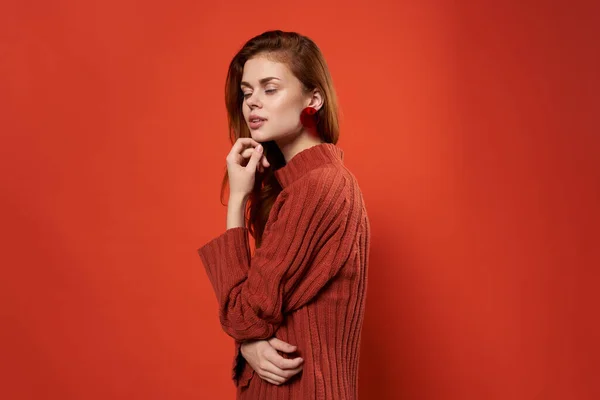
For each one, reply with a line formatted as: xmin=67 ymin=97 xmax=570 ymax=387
xmin=198 ymin=143 xmax=370 ymax=399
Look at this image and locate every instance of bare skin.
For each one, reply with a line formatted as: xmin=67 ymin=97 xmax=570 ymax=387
xmin=240 ymin=337 xmax=304 ymax=386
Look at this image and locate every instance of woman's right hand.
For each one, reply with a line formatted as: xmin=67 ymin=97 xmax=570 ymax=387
xmin=226 ymin=138 xmax=270 ymax=198
xmin=240 ymin=337 xmax=304 ymax=386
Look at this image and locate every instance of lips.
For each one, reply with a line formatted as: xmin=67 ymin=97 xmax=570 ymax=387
xmin=249 ymin=118 xmax=266 ymax=129
xmin=249 ymin=116 xmax=266 ymax=129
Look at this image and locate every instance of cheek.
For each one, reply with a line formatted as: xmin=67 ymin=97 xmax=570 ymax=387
xmin=270 ymin=97 xmax=302 ymax=122
xmin=267 ymin=113 xmax=302 ymax=137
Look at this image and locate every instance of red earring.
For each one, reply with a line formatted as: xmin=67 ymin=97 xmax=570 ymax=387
xmin=300 ymin=107 xmax=318 ymax=130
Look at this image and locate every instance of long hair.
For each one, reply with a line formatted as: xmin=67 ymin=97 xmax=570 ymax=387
xmin=221 ymin=30 xmax=340 ymax=247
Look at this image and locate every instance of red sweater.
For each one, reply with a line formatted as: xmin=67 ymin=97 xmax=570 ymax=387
xmin=198 ymin=143 xmax=370 ymax=399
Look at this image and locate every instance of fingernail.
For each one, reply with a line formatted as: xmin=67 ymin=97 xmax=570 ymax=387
xmin=256 ymin=145 xmax=262 ymax=152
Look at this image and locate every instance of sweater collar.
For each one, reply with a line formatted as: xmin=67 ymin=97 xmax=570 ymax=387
xmin=274 ymin=142 xmax=344 ymax=188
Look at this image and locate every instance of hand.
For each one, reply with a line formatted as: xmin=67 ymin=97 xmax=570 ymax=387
xmin=225 ymin=138 xmax=270 ymax=198
xmin=240 ymin=337 xmax=304 ymax=386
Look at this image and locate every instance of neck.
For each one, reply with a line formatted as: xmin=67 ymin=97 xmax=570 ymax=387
xmin=275 ymin=130 xmax=325 ymax=163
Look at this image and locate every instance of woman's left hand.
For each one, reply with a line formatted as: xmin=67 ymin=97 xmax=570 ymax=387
xmin=240 ymin=337 xmax=304 ymax=385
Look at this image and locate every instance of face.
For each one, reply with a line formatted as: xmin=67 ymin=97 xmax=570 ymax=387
xmin=240 ymin=56 xmax=311 ymax=143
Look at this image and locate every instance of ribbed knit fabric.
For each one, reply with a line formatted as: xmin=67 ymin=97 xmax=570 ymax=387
xmin=198 ymin=143 xmax=370 ymax=399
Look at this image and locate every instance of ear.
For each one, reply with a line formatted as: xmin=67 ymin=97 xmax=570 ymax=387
xmin=306 ymin=89 xmax=324 ymax=111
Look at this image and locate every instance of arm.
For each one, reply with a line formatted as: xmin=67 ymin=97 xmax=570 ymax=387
xmin=198 ymin=171 xmax=359 ymax=341
xmin=227 ymin=193 xmax=248 ymax=230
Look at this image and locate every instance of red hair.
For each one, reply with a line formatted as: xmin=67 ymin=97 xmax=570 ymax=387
xmin=221 ymin=30 xmax=340 ymax=247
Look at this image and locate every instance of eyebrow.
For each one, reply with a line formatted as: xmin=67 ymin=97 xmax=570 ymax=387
xmin=240 ymin=77 xmax=281 ymax=88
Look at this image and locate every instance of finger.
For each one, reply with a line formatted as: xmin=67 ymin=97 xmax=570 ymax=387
xmin=263 ymin=378 xmax=281 ymax=386
xmin=264 ymin=350 xmax=304 ymax=370
xmin=268 ymin=337 xmax=297 ymax=353
xmin=245 ymin=144 xmax=263 ymax=171
xmin=258 ymin=370 xmax=285 ymax=385
xmin=239 ymin=149 xmax=264 ymax=169
xmin=241 ymin=148 xmax=253 ymax=159
xmin=269 ymin=354 xmax=304 ymax=370
xmin=262 ymin=361 xmax=303 ymax=380
xmin=228 ymin=138 xmax=260 ymax=160
xmin=241 ymin=148 xmax=270 ymax=168
xmin=282 ymin=365 xmax=303 ymax=379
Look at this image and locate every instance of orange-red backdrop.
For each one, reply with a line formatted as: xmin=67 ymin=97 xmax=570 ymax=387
xmin=1 ymin=1 xmax=598 ymax=399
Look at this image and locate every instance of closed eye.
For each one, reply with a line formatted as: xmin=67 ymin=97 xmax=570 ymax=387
xmin=243 ymin=89 xmax=276 ymax=99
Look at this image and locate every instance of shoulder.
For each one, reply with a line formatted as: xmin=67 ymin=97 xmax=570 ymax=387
xmin=281 ymin=163 xmax=366 ymax=217
xmin=283 ymin=164 xmax=353 ymax=199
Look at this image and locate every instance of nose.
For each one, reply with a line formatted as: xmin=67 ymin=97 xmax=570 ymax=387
xmin=245 ymin=92 xmax=262 ymax=109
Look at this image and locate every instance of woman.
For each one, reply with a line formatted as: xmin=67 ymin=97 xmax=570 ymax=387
xmin=197 ymin=30 xmax=370 ymax=399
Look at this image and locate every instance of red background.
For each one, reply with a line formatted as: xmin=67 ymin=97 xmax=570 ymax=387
xmin=1 ymin=1 xmax=598 ymax=399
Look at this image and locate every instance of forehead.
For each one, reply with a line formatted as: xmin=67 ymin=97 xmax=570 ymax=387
xmin=241 ymin=56 xmax=293 ymax=83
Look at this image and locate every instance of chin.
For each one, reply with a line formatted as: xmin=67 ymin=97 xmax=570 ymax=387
xmin=250 ymin=129 xmax=275 ymax=142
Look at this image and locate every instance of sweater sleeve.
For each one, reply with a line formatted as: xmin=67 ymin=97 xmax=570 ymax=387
xmin=197 ymin=170 xmax=358 ymax=341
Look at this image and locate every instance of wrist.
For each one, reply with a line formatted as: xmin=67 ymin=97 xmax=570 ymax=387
xmin=227 ymin=193 xmax=248 ymax=229
xmin=229 ymin=192 xmax=249 ymax=205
